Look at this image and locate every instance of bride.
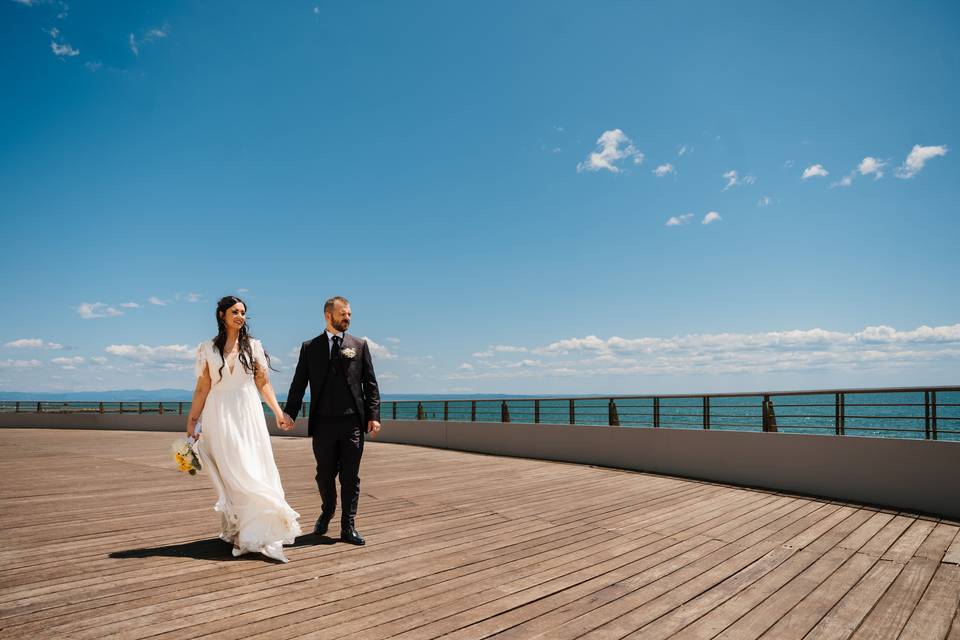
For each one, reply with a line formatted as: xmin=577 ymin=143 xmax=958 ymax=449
xmin=186 ymin=295 xmax=302 ymax=562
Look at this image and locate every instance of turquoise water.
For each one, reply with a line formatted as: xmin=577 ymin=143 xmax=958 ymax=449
xmin=2 ymin=391 xmax=958 ymax=441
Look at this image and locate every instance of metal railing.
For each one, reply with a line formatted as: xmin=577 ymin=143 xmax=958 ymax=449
xmin=379 ymin=386 xmax=960 ymax=441
xmin=2 ymin=386 xmax=958 ymax=440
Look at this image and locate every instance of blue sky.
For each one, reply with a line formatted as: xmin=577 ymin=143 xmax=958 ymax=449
xmin=2 ymin=0 xmax=958 ymax=395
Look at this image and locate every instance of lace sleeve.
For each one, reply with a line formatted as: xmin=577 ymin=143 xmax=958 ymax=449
xmin=253 ymin=340 xmax=269 ymax=372
xmin=194 ymin=342 xmax=208 ymax=379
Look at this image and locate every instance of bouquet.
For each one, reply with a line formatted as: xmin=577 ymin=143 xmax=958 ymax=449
xmin=171 ymin=422 xmax=203 ymax=475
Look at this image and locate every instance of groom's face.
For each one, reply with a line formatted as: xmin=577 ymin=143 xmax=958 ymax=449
xmin=327 ymin=302 xmax=351 ymax=333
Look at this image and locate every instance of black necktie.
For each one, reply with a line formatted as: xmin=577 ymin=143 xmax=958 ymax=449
xmin=331 ymin=335 xmax=342 ymax=360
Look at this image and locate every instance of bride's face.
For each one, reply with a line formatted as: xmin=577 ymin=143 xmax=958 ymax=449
xmin=221 ymin=303 xmax=247 ymax=332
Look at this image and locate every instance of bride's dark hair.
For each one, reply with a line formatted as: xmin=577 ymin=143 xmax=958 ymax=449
xmin=213 ymin=295 xmax=272 ymax=379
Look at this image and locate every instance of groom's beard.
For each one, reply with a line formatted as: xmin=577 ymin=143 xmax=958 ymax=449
xmin=331 ymin=319 xmax=349 ymax=332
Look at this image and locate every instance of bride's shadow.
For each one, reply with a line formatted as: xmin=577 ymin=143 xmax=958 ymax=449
xmin=110 ymin=533 xmax=332 ymax=562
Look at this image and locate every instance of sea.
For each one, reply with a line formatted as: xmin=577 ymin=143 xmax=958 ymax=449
xmin=1 ymin=390 xmax=957 ymax=442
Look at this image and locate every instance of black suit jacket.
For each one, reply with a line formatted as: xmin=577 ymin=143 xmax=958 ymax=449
xmin=284 ymin=333 xmax=381 ymax=436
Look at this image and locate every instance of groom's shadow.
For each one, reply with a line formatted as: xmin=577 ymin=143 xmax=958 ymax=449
xmin=110 ymin=533 xmax=332 ymax=562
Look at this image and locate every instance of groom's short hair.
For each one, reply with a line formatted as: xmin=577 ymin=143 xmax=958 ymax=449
xmin=324 ymin=296 xmax=349 ymax=315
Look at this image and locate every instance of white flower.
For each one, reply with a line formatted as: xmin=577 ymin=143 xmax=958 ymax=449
xmin=341 ymin=347 xmax=357 ymax=359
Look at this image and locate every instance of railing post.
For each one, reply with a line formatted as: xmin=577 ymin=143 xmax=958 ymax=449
xmin=471 ymin=400 xmax=476 ymax=422
xmin=118 ymin=402 xmax=123 ymax=413
xmin=762 ymin=395 xmax=777 ymax=432
xmin=608 ymin=399 xmax=620 ymax=426
xmin=416 ymin=402 xmax=424 ymax=420
xmin=37 ymin=401 xmax=42 ymax=413
xmin=924 ymin=391 xmax=931 ymax=440
xmin=835 ymin=393 xmax=842 ymax=436
xmin=159 ymin=402 xmax=164 ymax=416
xmin=534 ymin=399 xmax=540 ymax=424
xmin=569 ymin=399 xmax=575 ymax=425
xmin=839 ymin=393 xmax=845 ymax=435
xmin=178 ymin=401 xmax=183 ymax=415
xmin=501 ymin=400 xmax=510 ymax=423
xmin=653 ymin=398 xmax=660 ymax=428
xmin=392 ymin=402 xmax=397 ymax=420
xmin=138 ymin=401 xmax=143 ymax=414
xmin=703 ymin=397 xmax=710 ymax=430
xmin=99 ymin=401 xmax=104 ymax=414
xmin=931 ymin=390 xmax=938 ymax=440
xmin=443 ymin=401 xmax=449 ymax=421
xmin=15 ymin=401 xmax=20 ymax=413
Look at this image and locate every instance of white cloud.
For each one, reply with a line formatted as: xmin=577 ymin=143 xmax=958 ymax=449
xmin=802 ymin=164 xmax=829 ymax=180
xmin=119 ymin=302 xmax=140 ymax=308
xmin=77 ymin=302 xmax=123 ymax=319
xmin=577 ymin=129 xmax=643 ymax=173
xmin=52 ymin=356 xmax=84 ymax=369
xmin=362 ymin=337 xmax=396 ymax=360
xmin=386 ymin=337 xmax=400 ymax=344
xmin=237 ymin=288 xmax=249 ymax=293
xmin=757 ymin=196 xmax=774 ymax=207
xmin=47 ymin=27 xmax=78 ymax=58
xmin=449 ymin=322 xmax=960 ymax=380
xmin=129 ymin=25 xmax=168 ymax=57
xmin=472 ymin=350 xmax=494 ymax=358
xmin=51 ymin=40 xmax=78 ymax=57
xmin=0 ymin=359 xmax=43 ymax=368
xmin=85 ymin=61 xmax=102 ymax=72
xmin=91 ymin=356 xmax=108 ymax=365
xmin=184 ymin=293 xmax=202 ymax=303
xmin=4 ymin=338 xmax=63 ymax=349
xmin=12 ymin=0 xmax=37 ymax=5
xmin=858 ymin=157 xmax=886 ymax=179
xmin=457 ymin=363 xmax=474 ymax=371
xmin=783 ymin=160 xmax=795 ymax=169
xmin=722 ymin=170 xmax=755 ymax=190
xmin=105 ymin=344 xmax=193 ymax=363
xmin=895 ymin=144 xmax=948 ymax=179
xmin=832 ymin=174 xmax=854 ymax=188
xmin=666 ymin=214 xmax=694 ymax=227
xmin=677 ymin=145 xmax=691 ymax=156
xmin=653 ymin=163 xmax=675 ymax=177
xmin=148 ymin=296 xmax=168 ymax=306
xmin=702 ymin=211 xmax=722 ymax=225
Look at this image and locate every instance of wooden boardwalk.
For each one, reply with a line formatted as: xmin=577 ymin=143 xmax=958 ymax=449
xmin=1 ymin=428 xmax=959 ymax=639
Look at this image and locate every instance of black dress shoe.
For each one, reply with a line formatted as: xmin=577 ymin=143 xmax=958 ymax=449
xmin=340 ymin=528 xmax=365 ymax=545
xmin=314 ymin=513 xmax=334 ymax=536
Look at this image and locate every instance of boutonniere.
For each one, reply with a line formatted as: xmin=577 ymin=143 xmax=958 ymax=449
xmin=341 ymin=347 xmax=357 ymax=359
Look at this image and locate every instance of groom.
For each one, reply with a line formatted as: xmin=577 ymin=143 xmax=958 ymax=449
xmin=282 ymin=296 xmax=381 ymax=545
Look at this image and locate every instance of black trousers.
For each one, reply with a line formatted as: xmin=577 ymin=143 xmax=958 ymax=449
xmin=311 ymin=414 xmax=364 ymax=530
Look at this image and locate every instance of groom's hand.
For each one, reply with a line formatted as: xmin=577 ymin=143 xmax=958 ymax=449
xmin=367 ymin=420 xmax=381 ymax=437
xmin=280 ymin=413 xmax=295 ymax=430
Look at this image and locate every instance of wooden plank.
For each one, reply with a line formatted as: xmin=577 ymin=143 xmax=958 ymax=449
xmin=1 ymin=428 xmax=957 ymax=640
xmin=898 ymin=563 xmax=960 ymax=640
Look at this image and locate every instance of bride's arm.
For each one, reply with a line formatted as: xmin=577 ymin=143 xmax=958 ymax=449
xmin=187 ymin=366 xmax=212 ymax=438
xmin=254 ymin=366 xmax=288 ymax=431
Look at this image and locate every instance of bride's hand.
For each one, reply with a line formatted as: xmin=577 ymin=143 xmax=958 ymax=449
xmin=187 ymin=414 xmax=200 ymax=439
xmin=275 ymin=414 xmax=289 ymax=431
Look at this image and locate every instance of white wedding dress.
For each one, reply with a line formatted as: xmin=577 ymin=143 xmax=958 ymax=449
xmin=194 ymin=339 xmax=302 ymax=562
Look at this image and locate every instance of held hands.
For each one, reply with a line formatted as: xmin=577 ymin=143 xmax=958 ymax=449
xmin=367 ymin=420 xmax=381 ymax=437
xmin=276 ymin=412 xmax=296 ymax=431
